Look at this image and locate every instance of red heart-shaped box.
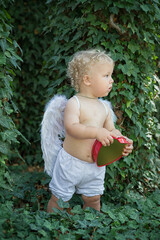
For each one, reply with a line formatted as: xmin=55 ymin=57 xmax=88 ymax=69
xmin=92 ymin=136 xmax=129 ymax=167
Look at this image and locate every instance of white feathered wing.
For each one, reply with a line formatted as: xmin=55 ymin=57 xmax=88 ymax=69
xmin=103 ymin=99 xmax=117 ymax=123
xmin=41 ymin=95 xmax=68 ymax=177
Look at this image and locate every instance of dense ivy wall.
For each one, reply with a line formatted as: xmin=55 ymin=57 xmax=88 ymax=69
xmin=6 ymin=0 xmax=160 ymax=193
xmin=0 ymin=0 xmax=22 ymax=191
xmin=43 ymin=0 xmax=160 ymax=192
xmin=0 ymin=1 xmax=159 ymax=238
xmin=0 ymin=0 xmax=160 ymax=240
xmin=8 ymin=0 xmax=53 ymax=165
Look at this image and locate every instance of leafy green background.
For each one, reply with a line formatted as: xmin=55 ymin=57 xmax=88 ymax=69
xmin=0 ymin=0 xmax=160 ymax=239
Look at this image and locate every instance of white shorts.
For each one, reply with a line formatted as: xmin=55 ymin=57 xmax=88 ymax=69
xmin=49 ymin=148 xmax=106 ymax=202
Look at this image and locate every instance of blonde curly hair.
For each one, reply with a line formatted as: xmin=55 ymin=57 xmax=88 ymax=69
xmin=67 ymin=49 xmax=114 ymax=92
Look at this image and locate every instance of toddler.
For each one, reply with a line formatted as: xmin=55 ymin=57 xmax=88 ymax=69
xmin=47 ymin=49 xmax=133 ymax=212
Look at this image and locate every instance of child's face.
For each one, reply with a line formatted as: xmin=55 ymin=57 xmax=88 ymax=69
xmin=87 ymin=61 xmax=114 ymax=98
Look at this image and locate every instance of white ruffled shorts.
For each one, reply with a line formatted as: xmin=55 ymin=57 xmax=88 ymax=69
xmin=49 ymin=148 xmax=106 ymax=202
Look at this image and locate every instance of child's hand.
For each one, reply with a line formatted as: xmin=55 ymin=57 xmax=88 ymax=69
xmin=122 ymin=137 xmax=133 ymax=156
xmin=96 ymin=128 xmax=117 ymax=146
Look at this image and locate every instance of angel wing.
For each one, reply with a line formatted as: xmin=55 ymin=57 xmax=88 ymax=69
xmin=41 ymin=95 xmax=68 ymax=177
xmin=101 ymin=99 xmax=117 ymax=123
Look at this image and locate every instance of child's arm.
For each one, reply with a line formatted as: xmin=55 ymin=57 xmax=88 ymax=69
xmin=104 ymin=105 xmax=133 ymax=155
xmin=64 ymin=98 xmax=117 ymax=145
xmin=103 ymin=106 xmax=121 ymax=136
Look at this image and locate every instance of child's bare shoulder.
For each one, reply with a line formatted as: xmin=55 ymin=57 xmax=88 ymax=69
xmin=66 ymin=96 xmax=77 ymax=106
xmin=65 ymin=96 xmax=79 ymax=112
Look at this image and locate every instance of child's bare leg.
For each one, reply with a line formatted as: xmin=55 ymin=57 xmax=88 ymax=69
xmin=81 ymin=195 xmax=101 ymax=211
xmin=47 ymin=194 xmax=62 ymax=213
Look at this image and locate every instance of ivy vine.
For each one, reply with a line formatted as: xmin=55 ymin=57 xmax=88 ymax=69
xmin=0 ymin=0 xmax=22 ymax=190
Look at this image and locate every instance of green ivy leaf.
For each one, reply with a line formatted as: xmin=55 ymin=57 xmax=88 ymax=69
xmin=0 ymin=53 xmax=6 ymax=65
xmin=126 ymin=100 xmax=131 ymax=108
xmin=0 ymin=39 xmax=7 ymax=52
xmin=125 ymin=109 xmax=132 ymax=118
xmin=94 ymin=1 xmax=106 ymax=11
xmin=5 ymin=51 xmax=11 ymax=58
xmin=0 ymin=115 xmax=13 ymax=129
xmin=57 ymin=198 xmax=70 ymax=209
xmin=1 ymin=130 xmax=19 ymax=144
xmin=140 ymin=4 xmax=150 ymax=13
xmin=0 ymin=141 xmax=10 ymax=154
xmin=128 ymin=42 xmax=139 ymax=53
xmin=85 ymin=213 xmax=96 ymax=221
xmin=71 ymin=205 xmax=84 ymax=214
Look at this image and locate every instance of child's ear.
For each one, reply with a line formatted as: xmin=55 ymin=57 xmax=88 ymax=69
xmin=83 ymin=74 xmax=91 ymax=86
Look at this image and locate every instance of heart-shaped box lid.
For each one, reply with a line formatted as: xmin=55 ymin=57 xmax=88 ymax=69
xmin=92 ymin=136 xmax=129 ymax=167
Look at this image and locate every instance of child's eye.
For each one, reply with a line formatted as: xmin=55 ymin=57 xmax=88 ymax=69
xmin=105 ymin=75 xmax=109 ymax=78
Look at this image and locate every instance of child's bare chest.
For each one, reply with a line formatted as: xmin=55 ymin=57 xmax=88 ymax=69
xmin=79 ymin=101 xmax=107 ymax=127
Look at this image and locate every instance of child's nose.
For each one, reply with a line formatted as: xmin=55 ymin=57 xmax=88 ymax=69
xmin=110 ymin=77 xmax=114 ymax=83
